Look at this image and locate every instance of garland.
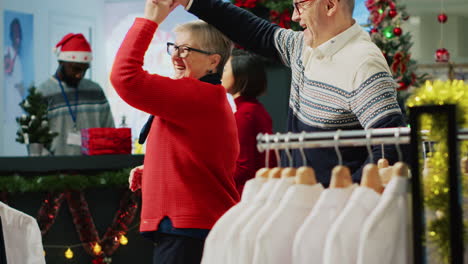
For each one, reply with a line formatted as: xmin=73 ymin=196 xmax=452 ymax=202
xmin=0 ymin=168 xmax=130 ymax=193
xmin=406 ymin=80 xmax=468 ymax=263
xmin=37 ymin=189 xmax=140 ymax=262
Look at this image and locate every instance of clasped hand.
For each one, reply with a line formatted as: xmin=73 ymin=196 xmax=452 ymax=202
xmin=145 ymin=0 xmax=179 ymax=25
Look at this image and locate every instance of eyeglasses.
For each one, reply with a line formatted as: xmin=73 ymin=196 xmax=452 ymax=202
xmin=166 ymin=42 xmax=213 ymax=58
xmin=294 ymin=0 xmax=314 ymax=15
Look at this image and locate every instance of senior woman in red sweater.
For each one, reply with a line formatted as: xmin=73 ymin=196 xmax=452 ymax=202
xmin=110 ymin=0 xmax=240 ymax=263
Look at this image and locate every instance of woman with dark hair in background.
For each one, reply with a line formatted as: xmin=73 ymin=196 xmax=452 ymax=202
xmin=222 ymin=49 xmax=275 ymax=195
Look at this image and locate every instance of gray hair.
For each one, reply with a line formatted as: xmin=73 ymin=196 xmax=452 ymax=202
xmin=174 ymin=20 xmax=233 ymax=74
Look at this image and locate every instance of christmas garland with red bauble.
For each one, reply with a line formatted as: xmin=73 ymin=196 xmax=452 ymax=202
xmin=37 ymin=189 xmax=140 ymax=262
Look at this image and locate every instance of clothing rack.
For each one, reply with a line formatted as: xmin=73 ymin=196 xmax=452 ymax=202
xmin=256 ymin=105 xmax=467 ymax=264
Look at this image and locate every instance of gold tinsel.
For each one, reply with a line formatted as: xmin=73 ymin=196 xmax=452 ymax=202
xmin=406 ymin=80 xmax=468 ymax=263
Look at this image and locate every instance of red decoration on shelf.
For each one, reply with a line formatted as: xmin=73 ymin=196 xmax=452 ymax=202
xmin=37 ymin=192 xmax=65 ymax=235
xmin=393 ymin=27 xmax=402 ymax=36
xmin=435 ymin=48 xmax=450 ymax=63
xmin=437 ymin=13 xmax=448 ymax=23
xmin=389 ymin=9 xmax=397 ymax=18
xmin=81 ymin=128 xmax=132 ymax=155
xmin=370 ymin=28 xmax=379 ymax=34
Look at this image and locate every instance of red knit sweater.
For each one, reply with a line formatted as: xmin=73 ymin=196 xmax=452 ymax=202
xmin=233 ymin=96 xmax=274 ymax=194
xmin=110 ymin=18 xmax=240 ymax=231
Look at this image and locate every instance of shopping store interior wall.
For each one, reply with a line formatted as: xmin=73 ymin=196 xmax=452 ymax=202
xmin=0 ymin=0 xmax=467 ymax=156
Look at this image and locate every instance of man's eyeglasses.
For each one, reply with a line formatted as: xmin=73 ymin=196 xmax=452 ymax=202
xmin=294 ymin=0 xmax=314 ymax=15
xmin=166 ymin=42 xmax=213 ymax=58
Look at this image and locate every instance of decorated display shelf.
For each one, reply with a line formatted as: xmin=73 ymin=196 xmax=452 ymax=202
xmin=0 ymin=154 xmax=143 ymax=175
xmin=0 ymin=154 xmax=149 ymax=263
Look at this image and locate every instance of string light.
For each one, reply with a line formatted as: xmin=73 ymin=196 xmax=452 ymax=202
xmin=93 ymin=243 xmax=102 ymax=255
xmin=119 ymin=234 xmax=129 ymax=245
xmin=42 ymin=223 xmax=139 ymax=260
xmin=65 ymin=248 xmax=74 ymax=259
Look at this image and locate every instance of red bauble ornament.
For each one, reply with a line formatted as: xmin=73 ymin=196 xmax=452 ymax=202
xmin=437 ymin=13 xmax=448 ymax=23
xmin=370 ymin=28 xmax=378 ymax=34
xmin=397 ymin=81 xmax=408 ymax=91
xmin=389 ymin=9 xmax=397 ymax=18
xmin=393 ymin=27 xmax=402 ymax=36
xmin=435 ymin=48 xmax=450 ymax=63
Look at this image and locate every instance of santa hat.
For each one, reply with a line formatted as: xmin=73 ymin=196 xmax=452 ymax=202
xmin=54 ymin=33 xmax=92 ymax=63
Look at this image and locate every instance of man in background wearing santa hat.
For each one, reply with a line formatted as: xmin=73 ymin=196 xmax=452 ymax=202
xmin=38 ymin=33 xmax=114 ymax=156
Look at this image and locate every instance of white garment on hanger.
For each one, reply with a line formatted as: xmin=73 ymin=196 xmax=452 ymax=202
xmin=323 ymin=187 xmax=381 ymax=264
xmin=224 ymin=178 xmax=281 ymax=264
xmin=238 ymin=177 xmax=296 ymax=264
xmin=253 ymin=184 xmax=324 ymax=264
xmin=0 ymin=202 xmax=46 ymax=264
xmin=201 ymin=178 xmax=265 ymax=264
xmin=357 ymin=176 xmax=410 ymax=264
xmin=292 ymin=184 xmax=357 ymax=264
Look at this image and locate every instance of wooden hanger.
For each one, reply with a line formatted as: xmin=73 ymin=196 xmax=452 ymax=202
xmin=329 ymin=165 xmax=353 ymax=188
xmin=280 ymin=132 xmax=296 ymax=179
xmin=268 ymin=167 xmax=283 ymax=179
xmin=377 ymin=144 xmax=389 ymax=169
xmin=330 ymin=130 xmax=352 ymax=188
xmin=378 ymin=158 xmax=389 ymax=168
xmin=294 ymin=131 xmax=317 ymax=185
xmin=255 ymin=167 xmax=270 ymax=180
xmin=296 ymin=166 xmax=317 ymax=185
xmin=281 ymin=168 xmax=297 ymax=178
xmin=392 ymin=161 xmax=409 ymax=178
xmin=256 ymin=134 xmax=272 ymax=180
xmin=360 ymin=163 xmax=384 ymax=193
xmin=267 ymin=133 xmax=284 ymax=179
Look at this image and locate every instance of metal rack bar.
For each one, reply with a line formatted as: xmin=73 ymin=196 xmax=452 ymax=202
xmin=256 ymin=127 xmax=468 ymax=152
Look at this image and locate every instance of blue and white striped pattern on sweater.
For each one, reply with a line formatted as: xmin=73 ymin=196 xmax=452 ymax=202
xmin=274 ymin=23 xmax=402 ymax=131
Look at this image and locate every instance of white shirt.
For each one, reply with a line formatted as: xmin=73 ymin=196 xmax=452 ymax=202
xmin=0 ymin=202 xmax=45 ymax=264
xmin=253 ymin=184 xmax=324 ymax=264
xmin=323 ymin=187 xmax=381 ymax=264
xmin=238 ymin=177 xmax=296 ymax=264
xmin=293 ymin=184 xmax=357 ymax=264
xmin=201 ymin=178 xmax=265 ymax=264
xmin=226 ymin=93 xmax=237 ymax=113
xmin=224 ymin=178 xmax=280 ymax=264
xmin=357 ymin=176 xmax=410 ymax=264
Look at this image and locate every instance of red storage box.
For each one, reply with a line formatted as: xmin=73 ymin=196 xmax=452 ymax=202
xmin=81 ymin=128 xmax=132 ymax=155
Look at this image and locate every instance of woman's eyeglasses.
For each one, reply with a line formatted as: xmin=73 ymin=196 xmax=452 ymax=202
xmin=294 ymin=0 xmax=314 ymax=15
xmin=166 ymin=42 xmax=213 ymax=58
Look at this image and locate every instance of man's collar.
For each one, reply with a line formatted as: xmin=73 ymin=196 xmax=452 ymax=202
xmin=312 ymin=21 xmax=362 ymax=57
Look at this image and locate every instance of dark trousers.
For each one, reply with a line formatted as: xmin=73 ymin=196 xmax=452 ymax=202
xmin=152 ymin=233 xmax=205 ymax=264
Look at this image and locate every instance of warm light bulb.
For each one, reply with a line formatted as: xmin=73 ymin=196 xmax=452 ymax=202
xmin=65 ymin=248 xmax=74 ymax=259
xmin=120 ymin=235 xmax=129 ymax=245
xmin=93 ymin=243 xmax=102 ymax=255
